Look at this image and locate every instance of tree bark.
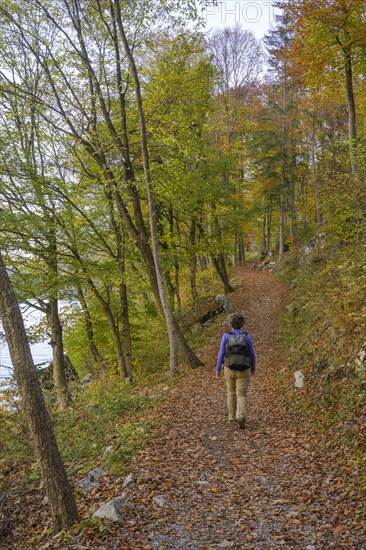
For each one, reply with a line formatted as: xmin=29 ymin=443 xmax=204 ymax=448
xmin=189 ymin=218 xmax=198 ymax=301
xmin=212 ymin=255 xmax=234 ymax=293
xmin=311 ymin=113 xmax=322 ymax=228
xmin=338 ymin=35 xmax=358 ymax=174
xmin=262 ymin=205 xmax=268 ymax=257
xmin=71 ymin=248 xmax=127 ymax=378
xmin=279 ymin=64 xmax=287 ymax=261
xmin=77 ymin=287 xmax=108 ymax=372
xmin=0 ymin=252 xmax=79 ymax=532
xmin=116 ymin=7 xmax=179 ymax=374
xmin=114 ymin=209 xmax=133 ymax=379
xmin=112 ymin=193 xmax=203 ymax=366
xmin=46 ymin=298 xmax=69 ymax=408
xmin=237 ymin=227 xmax=246 ymax=266
xmin=174 ymin=261 xmax=182 ymax=315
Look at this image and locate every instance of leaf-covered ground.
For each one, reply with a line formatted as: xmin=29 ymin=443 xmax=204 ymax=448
xmin=7 ymin=267 xmax=366 ymax=548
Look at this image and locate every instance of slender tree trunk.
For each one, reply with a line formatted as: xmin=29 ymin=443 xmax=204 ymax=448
xmin=311 ymin=113 xmax=322 ymax=228
xmin=340 ymin=38 xmax=357 ymax=174
xmin=289 ymin=177 xmax=297 ymax=241
xmin=0 ymin=252 xmax=79 ymax=532
xmin=72 ymin=248 xmax=127 ymax=378
xmin=174 ymin=261 xmax=182 ymax=315
xmin=104 ymin=185 xmax=133 ymax=378
xmin=95 ymin=291 xmax=126 ymax=378
xmin=76 ymin=287 xmax=108 ymax=371
xmin=279 ymin=65 xmax=287 ymax=261
xmin=233 ymin=233 xmax=239 ymax=268
xmin=173 ymin=214 xmax=182 ymax=314
xmin=212 ymin=255 xmax=234 ymax=293
xmin=189 ymin=218 xmax=198 ymax=301
xmin=116 ymin=224 xmax=132 ymax=379
xmin=190 ymin=255 xmax=198 ymax=301
xmin=262 ymin=205 xmax=268 ymax=257
xmin=46 ymin=299 xmax=69 ymax=408
xmin=267 ymin=200 xmax=272 ymax=254
xmin=116 ymin=8 xmax=179 ymax=374
xmin=219 ymin=253 xmax=234 ymax=291
xmin=199 ymin=256 xmax=208 ymax=293
xmin=237 ymin=227 xmax=246 ymax=266
xmin=112 ymin=198 xmax=203 ymax=366
xmin=289 ymin=123 xmax=298 ymax=243
xmin=119 ymin=280 xmax=132 ymax=379
xmin=46 ymin=235 xmax=68 ymax=408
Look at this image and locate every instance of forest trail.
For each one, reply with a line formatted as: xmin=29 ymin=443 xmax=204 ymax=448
xmin=114 ymin=266 xmax=365 ymax=549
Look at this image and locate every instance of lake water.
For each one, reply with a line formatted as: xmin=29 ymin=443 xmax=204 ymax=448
xmin=0 ymin=300 xmax=75 ymax=386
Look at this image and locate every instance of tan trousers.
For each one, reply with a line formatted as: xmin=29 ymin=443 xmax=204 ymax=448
xmin=224 ymin=367 xmax=251 ymax=421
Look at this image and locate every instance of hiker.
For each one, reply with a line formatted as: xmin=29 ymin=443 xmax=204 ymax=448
xmin=216 ymin=313 xmax=256 ymax=429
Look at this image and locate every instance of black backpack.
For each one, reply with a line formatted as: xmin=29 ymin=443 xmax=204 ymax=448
xmin=224 ymin=331 xmax=251 ymax=371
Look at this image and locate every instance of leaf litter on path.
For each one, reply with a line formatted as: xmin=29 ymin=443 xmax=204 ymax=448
xmin=18 ymin=267 xmax=366 ymax=549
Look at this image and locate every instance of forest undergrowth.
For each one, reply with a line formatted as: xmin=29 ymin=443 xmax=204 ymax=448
xmin=2 ymin=265 xmax=365 ymax=549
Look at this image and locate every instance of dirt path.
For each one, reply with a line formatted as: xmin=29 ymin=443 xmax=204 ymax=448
xmin=29 ymin=267 xmax=364 ymax=549
xmin=116 ymin=267 xmax=365 ymax=549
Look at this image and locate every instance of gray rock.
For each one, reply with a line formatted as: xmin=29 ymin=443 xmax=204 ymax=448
xmin=152 ymin=495 xmax=166 ymax=507
xmin=103 ymin=445 xmax=113 ymax=458
xmin=89 ymin=467 xmax=105 ymax=480
xmin=294 ymin=370 xmax=304 ymax=388
xmin=76 ymin=467 xmax=106 ymax=496
xmin=122 ymin=474 xmax=134 ymax=489
xmin=93 ymin=496 xmax=127 ymax=522
xmin=355 ymin=342 xmax=366 ymax=371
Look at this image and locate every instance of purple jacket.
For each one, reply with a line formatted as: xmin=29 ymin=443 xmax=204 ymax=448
xmin=216 ymin=329 xmax=256 ymax=374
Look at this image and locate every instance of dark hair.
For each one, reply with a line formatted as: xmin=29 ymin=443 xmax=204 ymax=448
xmin=230 ymin=313 xmax=245 ymax=329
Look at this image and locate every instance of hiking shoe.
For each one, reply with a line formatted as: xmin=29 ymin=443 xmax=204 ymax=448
xmin=238 ymin=417 xmax=246 ymax=429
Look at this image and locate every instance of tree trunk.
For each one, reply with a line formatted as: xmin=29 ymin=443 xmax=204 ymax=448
xmin=279 ymin=64 xmax=287 ymax=261
xmin=174 ymin=261 xmax=182 ymax=315
xmin=116 ymin=8 xmax=179 ymax=374
xmin=267 ymin=202 xmax=272 ymax=254
xmin=212 ymin=255 xmax=234 ymax=293
xmin=189 ymin=218 xmax=198 ymax=301
xmin=341 ymin=38 xmax=357 ymax=174
xmin=262 ymin=205 xmax=268 ymax=257
xmin=77 ymin=287 xmax=108 ymax=372
xmin=119 ymin=279 xmax=132 ymax=379
xmin=116 ymin=224 xmax=133 ymax=379
xmin=0 ymin=252 xmax=79 ymax=532
xmin=72 ymin=249 xmax=127 ymax=378
xmin=289 ymin=176 xmax=297 ymax=242
xmin=112 ymin=197 xmax=203 ymax=366
xmin=199 ymin=256 xmax=208 ymax=293
xmin=46 ymin=299 xmax=69 ymax=409
xmin=311 ymin=113 xmax=322 ymax=228
xmin=279 ymin=188 xmax=285 ymax=260
xmin=98 ymin=293 xmax=126 ymax=378
xmin=237 ymin=227 xmax=246 ymax=266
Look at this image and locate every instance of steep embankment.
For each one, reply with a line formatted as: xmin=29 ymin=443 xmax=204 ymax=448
xmin=24 ymin=267 xmax=366 ymax=548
